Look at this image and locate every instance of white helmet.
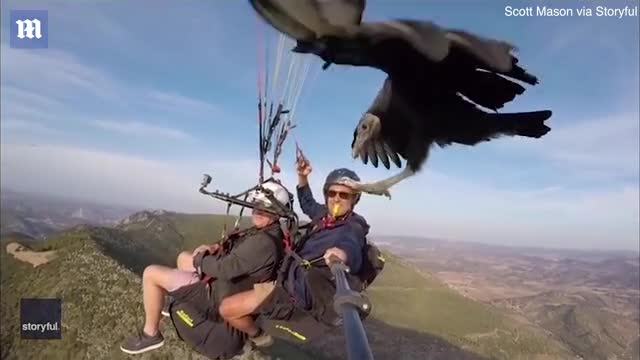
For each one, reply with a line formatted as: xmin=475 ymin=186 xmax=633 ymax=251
xmin=247 ymin=180 xmax=292 ymax=212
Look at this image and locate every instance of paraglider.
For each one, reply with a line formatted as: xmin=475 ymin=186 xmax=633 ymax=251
xmin=248 ymin=2 xmax=553 ymax=198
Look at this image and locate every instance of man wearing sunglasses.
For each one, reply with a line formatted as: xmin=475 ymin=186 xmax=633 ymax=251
xmin=294 ymin=158 xmax=368 ymax=285
xmin=218 ymin=156 xmax=370 ymax=348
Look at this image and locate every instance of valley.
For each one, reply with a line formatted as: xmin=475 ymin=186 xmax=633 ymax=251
xmin=375 ymin=236 xmax=640 ymax=360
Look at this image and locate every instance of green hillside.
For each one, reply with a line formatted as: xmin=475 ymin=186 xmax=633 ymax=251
xmin=537 ymin=302 xmax=637 ymax=360
xmin=1 ymin=211 xmax=574 ymax=359
xmin=366 ymin=252 xmax=573 ymax=359
xmin=114 ymin=211 xmax=253 ymax=267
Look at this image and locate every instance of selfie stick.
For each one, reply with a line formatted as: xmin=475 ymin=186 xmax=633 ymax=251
xmin=328 ymin=255 xmax=374 ymax=360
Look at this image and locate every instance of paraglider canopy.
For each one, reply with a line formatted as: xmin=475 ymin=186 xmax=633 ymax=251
xmin=254 ymin=8 xmax=322 ymax=184
xmin=197 ymin=8 xmax=321 ymax=237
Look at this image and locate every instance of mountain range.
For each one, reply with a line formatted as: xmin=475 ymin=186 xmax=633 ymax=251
xmin=376 ymin=235 xmax=640 ymax=360
xmin=1 ymin=189 xmax=137 ymax=239
xmin=1 ymin=190 xmax=638 ymax=359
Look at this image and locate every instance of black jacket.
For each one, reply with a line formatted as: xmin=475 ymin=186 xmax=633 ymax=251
xmin=193 ymin=222 xmax=284 ymax=303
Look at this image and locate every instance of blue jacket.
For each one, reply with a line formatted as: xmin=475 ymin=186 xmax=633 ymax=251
xmin=286 ymin=183 xmax=369 ymax=310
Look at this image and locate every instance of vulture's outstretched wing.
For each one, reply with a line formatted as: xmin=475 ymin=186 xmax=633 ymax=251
xmin=249 ymin=0 xmax=366 ymax=41
xmin=294 ymin=19 xmax=538 ymax=85
xmin=443 ymin=29 xmax=517 ymax=72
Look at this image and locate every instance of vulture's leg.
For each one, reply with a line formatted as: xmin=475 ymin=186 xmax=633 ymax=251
xmin=342 ymin=166 xmax=415 ymax=199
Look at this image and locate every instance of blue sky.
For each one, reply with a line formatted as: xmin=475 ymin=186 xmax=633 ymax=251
xmin=1 ymin=0 xmax=638 ymax=251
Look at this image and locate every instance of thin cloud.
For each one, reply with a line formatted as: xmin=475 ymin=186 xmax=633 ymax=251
xmin=141 ymin=90 xmax=223 ymax=119
xmin=290 ymin=149 xmax=638 ymax=251
xmin=1 ymin=44 xmax=120 ymax=102
xmin=0 ymin=143 xmax=255 ymax=213
xmin=496 ymin=111 xmax=639 ymax=181
xmin=0 ymin=119 xmax=61 ymax=135
xmin=2 ymin=43 xmax=223 ymax=115
xmin=90 ymin=120 xmax=195 ymax=142
xmin=1 ymin=86 xmax=65 ymax=109
xmin=2 ymin=142 xmax=636 ymax=250
xmin=356 ymin=168 xmax=639 ymax=251
xmin=1 ymin=44 xmax=225 ymax=143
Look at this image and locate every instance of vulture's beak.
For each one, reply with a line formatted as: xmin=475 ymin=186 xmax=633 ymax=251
xmin=352 ymin=137 xmax=365 ymax=159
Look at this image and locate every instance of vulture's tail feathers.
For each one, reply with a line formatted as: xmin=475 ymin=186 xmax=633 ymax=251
xmin=458 ymin=70 xmax=526 ymax=110
xmin=489 ymin=110 xmax=552 ymax=139
xmin=445 ymin=110 xmax=552 ymax=146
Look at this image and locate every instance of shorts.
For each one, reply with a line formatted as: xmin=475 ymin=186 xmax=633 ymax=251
xmin=167 ymin=281 xmax=246 ymax=359
xmin=166 ymin=269 xmax=200 ymax=293
xmin=255 ymin=282 xmax=297 ymax=320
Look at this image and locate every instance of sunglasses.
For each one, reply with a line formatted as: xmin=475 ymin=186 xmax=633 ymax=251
xmin=326 ymin=190 xmax=353 ymax=200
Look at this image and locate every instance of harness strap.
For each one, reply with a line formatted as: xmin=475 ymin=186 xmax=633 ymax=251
xmin=283 ymin=229 xmax=293 ymax=251
xmin=197 ymin=224 xmax=276 ymax=299
xmin=275 ymin=212 xmax=352 ymax=286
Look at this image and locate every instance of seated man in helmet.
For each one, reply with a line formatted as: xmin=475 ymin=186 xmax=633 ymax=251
xmin=218 ymin=157 xmax=369 ymax=347
xmin=120 ymin=180 xmax=292 ymax=355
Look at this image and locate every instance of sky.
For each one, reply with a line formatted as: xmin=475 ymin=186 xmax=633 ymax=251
xmin=1 ymin=0 xmax=638 ymax=251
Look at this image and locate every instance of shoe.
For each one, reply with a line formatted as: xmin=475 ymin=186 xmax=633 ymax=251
xmin=120 ymin=329 xmax=164 ymax=354
xmin=161 ymin=295 xmax=172 ymax=317
xmin=250 ymin=330 xmax=274 ymax=348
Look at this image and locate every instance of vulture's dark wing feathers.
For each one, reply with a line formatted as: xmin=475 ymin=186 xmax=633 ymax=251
xmin=300 ymin=19 xmax=538 ymax=88
xmin=304 ymin=20 xmax=448 ymax=77
xmin=350 ymin=20 xmax=518 ymax=73
xmin=356 ymin=20 xmax=452 ymax=65
xmin=354 ymin=75 xmax=551 ymax=173
xmin=453 ymin=69 xmax=526 ymax=111
xmin=337 ymin=20 xmax=539 ymax=111
xmin=356 ymin=20 xmax=514 ymax=68
xmin=351 ymin=77 xmax=410 ymax=169
xmin=363 ymin=140 xmax=402 ymax=169
xmin=249 ymin=0 xmax=366 ymax=41
xmin=430 ymin=91 xmax=551 ymax=147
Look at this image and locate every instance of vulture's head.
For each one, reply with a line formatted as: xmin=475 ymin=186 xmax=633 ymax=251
xmin=352 ymin=112 xmax=381 ymax=159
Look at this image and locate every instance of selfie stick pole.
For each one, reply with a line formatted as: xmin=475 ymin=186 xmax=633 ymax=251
xmin=328 ymin=256 xmax=374 ymax=360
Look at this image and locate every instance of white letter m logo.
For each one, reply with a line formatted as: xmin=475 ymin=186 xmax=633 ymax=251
xmin=16 ymin=19 xmax=42 ymax=39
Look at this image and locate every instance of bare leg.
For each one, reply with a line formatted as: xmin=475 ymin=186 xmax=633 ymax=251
xmin=219 ymin=290 xmax=263 ymax=337
xmin=142 ymin=266 xmax=164 ymax=336
xmin=176 ymin=251 xmax=195 ymax=272
xmin=141 ymin=265 xmax=197 ymax=336
xmin=343 ymin=166 xmax=415 ymax=199
xmin=121 ymin=265 xmax=197 ymax=354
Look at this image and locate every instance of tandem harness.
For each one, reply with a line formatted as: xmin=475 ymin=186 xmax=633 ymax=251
xmin=274 ymin=211 xmax=384 ymax=314
xmin=255 ymin=211 xmax=385 ymax=347
xmin=194 ymin=222 xmax=285 ymax=303
xmin=276 ymin=213 xmax=349 ymax=288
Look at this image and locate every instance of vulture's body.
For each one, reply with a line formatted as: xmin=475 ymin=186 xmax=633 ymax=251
xmin=249 ymin=2 xmax=553 ymax=197
xmin=357 ymin=74 xmax=550 ymax=175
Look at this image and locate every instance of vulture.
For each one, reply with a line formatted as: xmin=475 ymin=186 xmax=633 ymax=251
xmin=248 ymin=0 xmax=366 ymax=40
xmin=249 ymin=2 xmax=553 ymax=198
